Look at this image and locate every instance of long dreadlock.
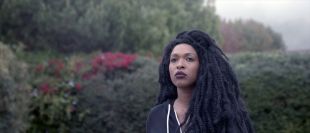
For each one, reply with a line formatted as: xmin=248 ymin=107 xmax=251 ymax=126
xmin=157 ymin=30 xmax=254 ymax=133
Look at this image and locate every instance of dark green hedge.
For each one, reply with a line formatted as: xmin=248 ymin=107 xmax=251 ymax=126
xmin=1 ymin=50 xmax=309 ymax=133
xmin=231 ymin=52 xmax=310 ymax=133
xmin=70 ymin=52 xmax=309 ymax=133
xmin=69 ymin=57 xmax=159 ymax=133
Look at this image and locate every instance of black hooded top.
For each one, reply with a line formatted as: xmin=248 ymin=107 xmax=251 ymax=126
xmin=146 ymin=100 xmax=183 ymax=133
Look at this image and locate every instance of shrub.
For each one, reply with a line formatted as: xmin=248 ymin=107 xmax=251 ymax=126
xmin=27 ymin=51 xmax=139 ymax=132
xmin=0 ymin=42 xmax=29 ymax=132
xmin=67 ymin=52 xmax=310 ymax=133
xmin=4 ymin=47 xmax=308 ymax=133
xmin=230 ymin=52 xmax=310 ymax=133
xmin=69 ymin=56 xmax=159 ymax=133
xmin=27 ymin=58 xmax=86 ymax=133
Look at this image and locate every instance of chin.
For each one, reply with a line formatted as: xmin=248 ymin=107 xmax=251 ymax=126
xmin=172 ymin=79 xmax=196 ymax=89
xmin=174 ymin=82 xmax=192 ymax=89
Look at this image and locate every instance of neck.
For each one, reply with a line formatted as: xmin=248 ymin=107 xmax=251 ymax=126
xmin=175 ymin=86 xmax=193 ymax=109
xmin=173 ymin=86 xmax=194 ymax=125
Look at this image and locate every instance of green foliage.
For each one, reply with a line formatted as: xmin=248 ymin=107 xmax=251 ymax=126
xmin=25 ymin=51 xmax=140 ymax=132
xmin=230 ymin=52 xmax=310 ymax=133
xmin=27 ymin=58 xmax=86 ymax=133
xmin=2 ymin=39 xmax=308 ymax=133
xmin=70 ymin=57 xmax=159 ymax=133
xmin=0 ymin=42 xmax=29 ymax=132
xmin=0 ymin=0 xmax=220 ymax=55
xmin=71 ymin=52 xmax=309 ymax=133
xmin=13 ymin=45 xmax=64 ymax=65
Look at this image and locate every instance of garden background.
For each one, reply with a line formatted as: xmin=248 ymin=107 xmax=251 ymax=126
xmin=0 ymin=0 xmax=309 ymax=133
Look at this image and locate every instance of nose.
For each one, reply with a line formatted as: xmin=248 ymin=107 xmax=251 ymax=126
xmin=176 ymin=60 xmax=185 ymax=69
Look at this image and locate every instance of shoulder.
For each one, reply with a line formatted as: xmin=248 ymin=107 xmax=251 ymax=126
xmin=148 ymin=102 xmax=168 ymax=116
xmin=147 ymin=101 xmax=169 ymax=123
xmin=146 ymin=101 xmax=169 ymax=133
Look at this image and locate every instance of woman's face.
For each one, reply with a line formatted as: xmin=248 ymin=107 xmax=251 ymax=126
xmin=169 ymin=43 xmax=199 ymax=89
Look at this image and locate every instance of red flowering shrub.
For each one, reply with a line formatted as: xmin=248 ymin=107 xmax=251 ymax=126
xmin=76 ymin=52 xmax=137 ymax=80
xmin=34 ymin=64 xmax=44 ymax=73
xmin=92 ymin=52 xmax=136 ymax=71
xmin=73 ymin=61 xmax=84 ymax=74
xmin=47 ymin=59 xmax=65 ymax=77
xmin=38 ymin=82 xmax=55 ymax=94
xmin=28 ymin=52 xmax=137 ymax=132
xmin=28 ymin=58 xmax=85 ymax=132
xmin=69 ymin=56 xmax=158 ymax=132
xmin=75 ymin=83 xmax=82 ymax=91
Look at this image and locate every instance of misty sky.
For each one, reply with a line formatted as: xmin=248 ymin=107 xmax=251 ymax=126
xmin=215 ymin=0 xmax=310 ymax=51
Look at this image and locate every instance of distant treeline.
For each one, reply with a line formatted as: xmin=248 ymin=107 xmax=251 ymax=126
xmin=0 ymin=0 xmax=284 ymax=54
xmin=220 ymin=19 xmax=285 ymax=53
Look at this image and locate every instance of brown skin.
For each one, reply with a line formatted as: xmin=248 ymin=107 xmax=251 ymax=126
xmin=169 ymin=44 xmax=199 ymax=126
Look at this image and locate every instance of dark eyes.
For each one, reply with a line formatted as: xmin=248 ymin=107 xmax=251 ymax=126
xmin=186 ymin=57 xmax=194 ymax=62
xmin=170 ymin=58 xmax=177 ymax=63
xmin=170 ymin=57 xmax=194 ymax=63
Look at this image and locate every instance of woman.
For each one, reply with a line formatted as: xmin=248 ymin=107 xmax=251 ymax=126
xmin=146 ymin=30 xmax=254 ymax=133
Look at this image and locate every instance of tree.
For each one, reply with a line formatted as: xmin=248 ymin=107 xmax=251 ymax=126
xmin=220 ymin=19 xmax=285 ymax=53
xmin=0 ymin=0 xmax=221 ymax=55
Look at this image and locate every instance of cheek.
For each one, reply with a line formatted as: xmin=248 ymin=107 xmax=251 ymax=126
xmin=169 ymin=64 xmax=174 ymax=78
xmin=192 ymin=64 xmax=199 ymax=79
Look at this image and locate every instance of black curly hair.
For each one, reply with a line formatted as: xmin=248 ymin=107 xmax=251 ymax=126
xmin=157 ymin=30 xmax=254 ymax=133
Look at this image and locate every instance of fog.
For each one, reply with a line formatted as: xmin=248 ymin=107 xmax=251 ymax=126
xmin=215 ymin=0 xmax=310 ymax=51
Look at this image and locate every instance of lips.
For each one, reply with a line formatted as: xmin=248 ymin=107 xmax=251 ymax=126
xmin=175 ymin=71 xmax=187 ymax=79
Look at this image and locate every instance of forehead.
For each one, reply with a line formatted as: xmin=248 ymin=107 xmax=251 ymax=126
xmin=171 ymin=43 xmax=197 ymax=55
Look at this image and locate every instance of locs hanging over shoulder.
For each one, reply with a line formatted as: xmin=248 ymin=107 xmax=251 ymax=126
xmin=146 ymin=30 xmax=255 ymax=133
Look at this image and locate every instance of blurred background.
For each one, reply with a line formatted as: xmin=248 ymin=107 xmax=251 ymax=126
xmin=0 ymin=0 xmax=309 ymax=133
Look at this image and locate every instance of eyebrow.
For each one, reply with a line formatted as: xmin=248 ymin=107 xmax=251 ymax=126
xmin=170 ymin=53 xmax=196 ymax=57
